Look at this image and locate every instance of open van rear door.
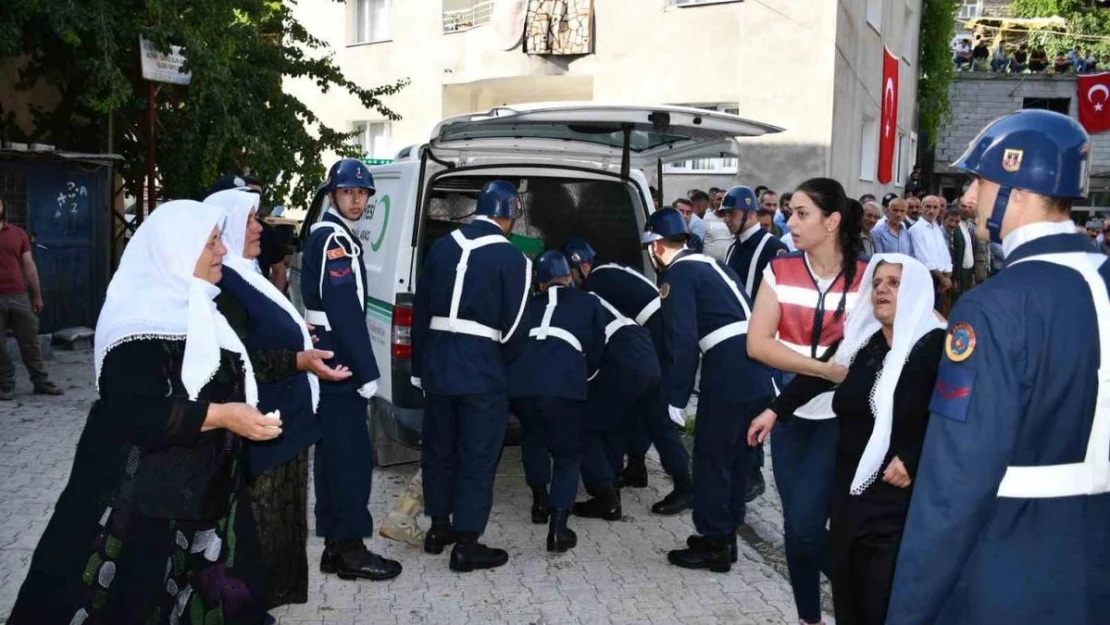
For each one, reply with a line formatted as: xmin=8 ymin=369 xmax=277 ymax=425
xmin=426 ymin=103 xmax=784 ymax=175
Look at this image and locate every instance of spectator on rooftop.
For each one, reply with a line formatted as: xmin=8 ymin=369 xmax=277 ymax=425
xmin=1010 ymin=44 xmax=1028 ymax=73
xmin=1053 ymin=53 xmax=1072 ymax=74
xmin=1029 ymin=47 xmax=1049 ymax=72
xmin=954 ymin=38 xmax=973 ymax=71
xmin=972 ymin=40 xmax=990 ymax=70
xmin=990 ymin=44 xmax=1010 ymax=73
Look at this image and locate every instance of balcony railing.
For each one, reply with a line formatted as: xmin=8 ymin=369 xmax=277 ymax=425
xmin=443 ymin=1 xmax=494 ymax=34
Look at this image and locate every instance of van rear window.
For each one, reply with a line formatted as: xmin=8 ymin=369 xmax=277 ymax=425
xmin=421 ymin=175 xmax=645 ymax=271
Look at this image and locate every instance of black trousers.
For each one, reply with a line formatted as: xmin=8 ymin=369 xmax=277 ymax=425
xmin=831 ymin=527 xmax=903 ymax=625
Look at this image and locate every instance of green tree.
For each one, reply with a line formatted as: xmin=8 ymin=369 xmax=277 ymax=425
xmin=918 ymin=0 xmax=963 ymax=148
xmin=1011 ymin=0 xmax=1110 ymax=57
xmin=0 ymin=0 xmax=408 ymax=210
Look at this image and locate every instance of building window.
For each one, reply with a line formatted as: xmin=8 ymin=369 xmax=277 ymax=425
xmin=354 ymin=0 xmax=390 ymax=44
xmin=903 ymin=6 xmax=916 ymax=61
xmin=895 ymin=132 xmax=906 ymax=187
xmin=1022 ymin=97 xmax=1070 ymax=115
xmin=0 ymin=171 xmax=28 ymax=228
xmin=956 ymin=0 xmax=983 ymax=20
xmin=860 ymin=115 xmax=879 ymax=183
xmin=866 ymin=0 xmax=882 ymax=32
xmin=909 ymin=131 xmax=918 ymax=183
xmin=662 ymin=104 xmax=739 ymax=175
xmin=351 ymin=121 xmax=392 ymax=160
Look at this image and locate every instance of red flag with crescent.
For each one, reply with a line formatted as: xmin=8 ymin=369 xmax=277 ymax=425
xmin=877 ymin=47 xmax=899 ymax=184
xmin=1078 ymin=72 xmax=1110 ymax=135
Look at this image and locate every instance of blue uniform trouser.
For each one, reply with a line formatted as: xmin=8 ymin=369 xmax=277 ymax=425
xmin=422 ymin=392 xmax=508 ymax=534
xmin=692 ymin=395 xmax=770 ymax=538
xmin=515 ymin=396 xmax=583 ymax=510
xmin=624 ymin=384 xmax=690 ymax=478
xmin=771 ymin=416 xmax=838 ymax=624
xmin=581 ymin=370 xmax=651 ymax=489
xmin=314 ymin=391 xmax=374 ymax=538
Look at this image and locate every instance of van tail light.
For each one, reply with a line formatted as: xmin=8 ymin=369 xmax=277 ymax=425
xmin=391 ymin=304 xmax=413 ymax=359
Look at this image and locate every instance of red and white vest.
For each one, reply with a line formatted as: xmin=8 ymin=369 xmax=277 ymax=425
xmin=768 ymin=254 xmax=868 ymax=359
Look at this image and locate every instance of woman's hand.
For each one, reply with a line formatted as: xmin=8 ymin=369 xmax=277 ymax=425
xmin=747 ymin=409 xmax=778 ymax=447
xmin=206 ymin=403 xmax=283 ymax=441
xmin=882 ymin=456 xmax=912 ymax=488
xmin=820 ymin=361 xmax=849 ymax=384
xmin=296 ymin=349 xmax=353 ymax=382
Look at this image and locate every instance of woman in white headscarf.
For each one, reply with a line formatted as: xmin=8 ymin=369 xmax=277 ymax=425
xmin=203 ymin=188 xmax=352 ymax=612
xmin=749 ymin=254 xmax=946 ymax=625
xmin=9 ymin=200 xmax=277 ymax=624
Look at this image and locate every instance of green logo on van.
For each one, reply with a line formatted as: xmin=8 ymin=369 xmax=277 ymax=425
xmin=370 ymin=194 xmax=390 ymax=252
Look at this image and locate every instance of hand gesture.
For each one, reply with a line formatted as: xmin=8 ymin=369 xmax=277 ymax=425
xmin=882 ymin=456 xmax=912 ymax=488
xmin=32 ymin=295 xmax=43 ymax=315
xmin=220 ymin=404 xmax=283 ymax=442
xmin=747 ymin=409 xmax=778 ymax=447
xmin=296 ymin=349 xmax=353 ymax=382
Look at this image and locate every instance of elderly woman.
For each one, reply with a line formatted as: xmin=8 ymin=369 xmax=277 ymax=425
xmin=8 ymin=201 xmax=277 ymax=624
xmin=204 ymin=189 xmax=352 ymax=611
xmin=751 ymin=254 xmax=946 ymax=625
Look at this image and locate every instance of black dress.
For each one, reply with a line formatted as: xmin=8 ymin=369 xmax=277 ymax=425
xmin=7 ymin=339 xmax=265 ymax=625
xmin=772 ymin=328 xmax=945 ymax=625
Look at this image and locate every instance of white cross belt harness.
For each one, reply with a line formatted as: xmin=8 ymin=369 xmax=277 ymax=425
xmin=528 ymin=287 xmax=583 ymax=351
xmin=304 ymin=221 xmax=364 ymax=331
xmin=997 ymin=252 xmax=1110 ymax=499
xmin=672 ymin=254 xmax=751 ymax=354
xmin=428 ymin=229 xmax=530 ymax=343
xmin=590 ymin=293 xmax=638 ymax=344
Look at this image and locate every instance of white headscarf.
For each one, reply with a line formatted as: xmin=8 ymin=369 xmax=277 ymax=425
xmin=204 ymin=189 xmax=319 ymax=412
xmin=94 ymin=200 xmax=258 ymax=406
xmin=834 ymin=253 xmax=945 ymax=495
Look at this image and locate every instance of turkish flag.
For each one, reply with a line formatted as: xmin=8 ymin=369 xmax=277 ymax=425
xmin=877 ymin=47 xmax=899 ymax=184
xmin=1078 ymin=73 xmax=1110 ymax=134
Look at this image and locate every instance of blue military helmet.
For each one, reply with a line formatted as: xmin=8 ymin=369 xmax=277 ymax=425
xmin=535 ymin=250 xmax=572 ymax=284
xmin=475 ymin=180 xmax=524 ymax=219
xmin=640 ymin=207 xmax=690 ymax=245
xmin=326 ymin=158 xmax=376 ymax=195
xmin=560 ymin=237 xmax=597 ymax=268
xmin=718 ymin=186 xmax=759 ymax=222
xmin=952 ymin=109 xmax=1090 ymax=244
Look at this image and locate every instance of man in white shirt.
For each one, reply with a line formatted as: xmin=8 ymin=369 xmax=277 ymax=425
xmin=909 ymin=195 xmax=953 ymax=310
xmin=700 ymin=190 xmax=734 ymax=262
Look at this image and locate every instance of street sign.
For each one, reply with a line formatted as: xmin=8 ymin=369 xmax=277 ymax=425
xmin=139 ymin=37 xmax=192 ymax=85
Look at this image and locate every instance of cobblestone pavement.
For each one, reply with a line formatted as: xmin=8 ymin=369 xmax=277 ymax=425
xmin=0 ymin=349 xmax=834 ymax=625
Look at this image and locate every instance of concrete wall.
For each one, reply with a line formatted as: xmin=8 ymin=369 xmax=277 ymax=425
xmin=284 ymin=0 xmax=920 ymax=202
xmin=936 ymin=73 xmax=1110 ymax=176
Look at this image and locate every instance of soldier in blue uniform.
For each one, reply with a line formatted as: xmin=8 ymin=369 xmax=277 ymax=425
xmin=641 ymin=208 xmax=776 ymax=572
xmin=560 ymin=238 xmax=692 ymax=515
xmin=411 ymin=180 xmax=531 ymax=572
xmin=508 ymin=251 xmax=606 ymax=552
xmin=887 ymin=109 xmax=1110 ymax=624
xmin=300 ymin=158 xmax=401 ymax=581
xmin=719 ymin=186 xmax=790 ymax=505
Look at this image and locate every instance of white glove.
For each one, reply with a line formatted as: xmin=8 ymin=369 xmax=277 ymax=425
xmin=357 ymin=380 xmax=379 ymax=399
xmin=410 ymin=376 xmax=422 ymax=391
xmin=668 ymin=405 xmax=687 ymax=427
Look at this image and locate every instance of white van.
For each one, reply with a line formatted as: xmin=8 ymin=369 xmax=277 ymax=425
xmin=291 ymin=103 xmax=782 ymax=462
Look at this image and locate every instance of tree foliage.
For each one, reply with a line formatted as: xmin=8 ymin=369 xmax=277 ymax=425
xmin=1011 ymin=0 xmax=1110 ymax=57
xmin=918 ymin=0 xmax=963 ymax=148
xmin=0 ymin=0 xmax=408 ymax=209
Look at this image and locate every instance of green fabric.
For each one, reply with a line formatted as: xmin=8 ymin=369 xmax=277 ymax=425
xmin=510 ymin=234 xmax=545 ymax=259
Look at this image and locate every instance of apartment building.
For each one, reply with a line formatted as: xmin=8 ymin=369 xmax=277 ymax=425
xmin=285 ymin=0 xmax=922 ymax=201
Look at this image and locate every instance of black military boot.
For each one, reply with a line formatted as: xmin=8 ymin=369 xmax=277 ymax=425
xmin=618 ymin=454 xmax=648 ymax=488
xmin=668 ymin=536 xmax=731 ymax=573
xmin=449 ymin=532 xmax=509 ymax=572
xmin=320 ymin=538 xmax=402 ymax=581
xmin=546 ymin=509 xmax=578 ymax=553
xmin=651 ymin=472 xmax=693 ymax=515
xmin=424 ymin=516 xmax=456 ymax=555
xmin=686 ymin=533 xmax=738 ymax=563
xmin=572 ymin=486 xmax=621 ymax=521
xmin=530 ymin=486 xmax=550 ymax=524
xmin=745 ymin=467 xmax=766 ymax=502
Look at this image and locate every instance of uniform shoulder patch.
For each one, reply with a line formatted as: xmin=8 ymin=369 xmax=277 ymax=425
xmin=327 ymin=247 xmax=347 ymax=261
xmin=930 ymin=360 xmax=976 ymax=422
xmin=945 ymin=322 xmax=976 ymax=363
xmin=660 ymin=283 xmax=671 ymax=299
xmin=776 ymin=249 xmax=787 ymax=256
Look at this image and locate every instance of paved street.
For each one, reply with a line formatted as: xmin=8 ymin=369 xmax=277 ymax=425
xmin=0 ymin=348 xmax=833 ymax=625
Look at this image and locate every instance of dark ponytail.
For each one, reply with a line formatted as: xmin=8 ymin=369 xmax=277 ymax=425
xmin=794 ymin=178 xmax=863 ymax=320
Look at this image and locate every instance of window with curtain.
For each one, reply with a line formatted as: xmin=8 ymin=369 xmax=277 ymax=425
xmin=354 ymin=0 xmax=391 ymax=44
xmin=860 ymin=115 xmax=879 ymax=183
xmin=351 ymin=121 xmax=393 ymax=160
